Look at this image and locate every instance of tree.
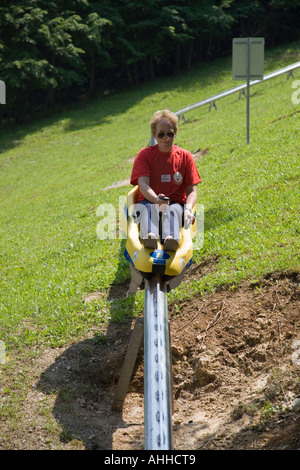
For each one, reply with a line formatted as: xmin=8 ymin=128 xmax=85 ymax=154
xmin=0 ymin=0 xmax=298 ymax=123
xmin=0 ymin=3 xmax=50 ymax=118
xmin=0 ymin=0 xmax=111 ymax=119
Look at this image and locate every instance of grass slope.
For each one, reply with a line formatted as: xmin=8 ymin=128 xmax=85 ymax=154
xmin=0 ymin=42 xmax=299 ymax=350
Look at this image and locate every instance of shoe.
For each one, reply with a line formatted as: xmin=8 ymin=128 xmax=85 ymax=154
xmin=142 ymin=233 xmax=158 ymax=250
xmin=164 ymin=236 xmax=179 ymax=252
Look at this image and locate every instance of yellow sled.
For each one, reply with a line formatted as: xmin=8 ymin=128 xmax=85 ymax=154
xmin=122 ymin=186 xmax=196 ymax=292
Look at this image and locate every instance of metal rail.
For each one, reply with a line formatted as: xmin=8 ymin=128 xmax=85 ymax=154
xmin=175 ymin=61 xmax=300 ymax=120
xmin=144 ymin=275 xmax=173 ymax=450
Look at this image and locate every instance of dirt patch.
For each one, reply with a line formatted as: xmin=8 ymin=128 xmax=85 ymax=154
xmin=2 ymin=271 xmax=300 ymax=450
xmin=192 ymin=148 xmax=210 ymax=161
xmin=271 ymin=110 xmax=300 ymax=123
xmin=101 ymin=179 xmax=130 ymax=191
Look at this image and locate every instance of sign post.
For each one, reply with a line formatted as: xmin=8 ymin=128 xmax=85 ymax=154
xmin=232 ymin=37 xmax=264 ymax=143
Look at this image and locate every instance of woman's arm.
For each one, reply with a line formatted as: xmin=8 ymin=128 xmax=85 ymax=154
xmin=185 ymin=185 xmax=197 ymax=209
xmin=185 ymin=184 xmax=197 ymax=224
xmin=138 ymin=176 xmax=166 ymax=204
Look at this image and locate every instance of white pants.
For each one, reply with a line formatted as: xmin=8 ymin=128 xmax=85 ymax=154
xmin=135 ymin=200 xmax=184 ymax=243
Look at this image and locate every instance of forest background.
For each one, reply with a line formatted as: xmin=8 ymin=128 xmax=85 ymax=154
xmin=0 ymin=0 xmax=299 ymax=124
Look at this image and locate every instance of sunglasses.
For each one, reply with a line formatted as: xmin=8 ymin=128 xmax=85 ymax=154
xmin=157 ymin=131 xmax=175 ymax=139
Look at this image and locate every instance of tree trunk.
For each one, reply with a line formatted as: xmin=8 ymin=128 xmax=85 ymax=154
xmin=187 ymin=40 xmax=194 ymax=70
xmin=149 ymin=55 xmax=156 ymax=79
xmin=89 ymin=55 xmax=95 ymax=92
xmin=44 ymin=86 xmax=56 ymax=111
xmin=176 ymin=43 xmax=181 ymax=70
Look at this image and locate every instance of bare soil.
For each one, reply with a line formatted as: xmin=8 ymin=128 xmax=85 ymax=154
xmin=2 ymin=269 xmax=300 ymax=450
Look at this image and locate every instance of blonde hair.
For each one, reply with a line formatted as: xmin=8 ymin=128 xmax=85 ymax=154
xmin=150 ymin=109 xmax=178 ymax=135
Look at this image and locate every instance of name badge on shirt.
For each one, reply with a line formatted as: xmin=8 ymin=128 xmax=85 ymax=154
xmin=161 ymin=174 xmax=171 ymax=182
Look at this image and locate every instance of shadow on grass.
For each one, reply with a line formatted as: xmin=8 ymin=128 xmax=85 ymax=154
xmin=36 ymin=239 xmax=144 ymax=450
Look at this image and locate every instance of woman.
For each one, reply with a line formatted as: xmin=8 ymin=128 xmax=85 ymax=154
xmin=130 ymin=109 xmax=201 ymax=251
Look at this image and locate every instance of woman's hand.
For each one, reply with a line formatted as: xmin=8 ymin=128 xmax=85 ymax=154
xmin=185 ymin=184 xmax=197 ymax=226
xmin=156 ymin=194 xmax=170 ymax=212
xmin=184 ymin=207 xmax=195 ymax=227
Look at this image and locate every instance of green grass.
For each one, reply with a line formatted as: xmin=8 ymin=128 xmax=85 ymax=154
xmin=0 ymin=41 xmax=300 ymax=351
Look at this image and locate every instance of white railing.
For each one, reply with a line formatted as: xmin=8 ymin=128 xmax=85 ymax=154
xmin=176 ymin=61 xmax=300 ymax=121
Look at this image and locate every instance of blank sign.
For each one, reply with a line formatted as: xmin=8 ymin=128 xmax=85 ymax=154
xmin=232 ymin=38 xmax=265 ymax=81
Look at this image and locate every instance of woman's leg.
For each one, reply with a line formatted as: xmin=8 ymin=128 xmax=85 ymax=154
xmin=135 ymin=200 xmax=159 ymax=247
xmin=161 ymin=203 xmax=183 ymax=245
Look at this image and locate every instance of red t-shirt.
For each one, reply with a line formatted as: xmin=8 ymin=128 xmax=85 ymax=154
xmin=130 ymin=144 xmax=201 ymax=204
